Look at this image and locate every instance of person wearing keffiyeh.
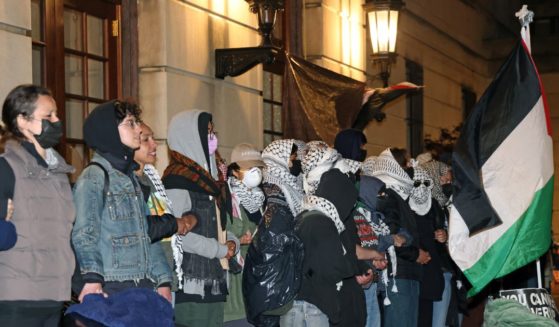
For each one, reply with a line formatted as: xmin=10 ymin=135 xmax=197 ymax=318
xmin=224 ymin=143 xmax=265 ymax=326
xmin=362 ymin=149 xmax=425 ymax=327
xmin=133 ymin=122 xmax=198 ymax=298
xmin=242 ymin=139 xmax=304 ymax=327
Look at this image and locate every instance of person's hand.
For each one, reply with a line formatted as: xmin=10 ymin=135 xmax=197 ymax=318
xmin=434 ymin=229 xmax=448 ymax=243
xmin=78 ymin=283 xmax=106 ymax=303
xmin=416 ymin=249 xmax=431 ymax=265
xmin=6 ymin=199 xmax=14 ymax=221
xmin=176 ymin=218 xmax=189 ymax=235
xmin=182 ymin=214 xmax=197 ymax=230
xmin=373 ymin=258 xmax=388 ymax=270
xmin=239 ymin=230 xmax=252 ymax=245
xmin=392 ymin=234 xmax=406 ymax=247
xmin=157 ymin=286 xmax=172 ymax=303
xmin=355 ymin=269 xmax=374 ymax=285
xmin=225 ymin=240 xmax=236 ymax=259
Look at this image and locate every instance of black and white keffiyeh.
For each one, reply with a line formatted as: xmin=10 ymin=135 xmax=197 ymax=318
xmin=366 ymin=149 xmax=413 ymax=200
xmin=228 ymin=176 xmax=265 ymax=214
xmin=420 ymin=160 xmax=450 ymax=207
xmin=143 ymin=164 xmax=185 ymax=288
xmin=262 ymin=139 xmax=304 ymax=216
xmin=302 ymin=141 xmax=362 ymax=195
xmin=302 ymin=141 xmax=340 ymax=195
xmin=361 ymin=156 xmax=377 ymax=177
xmin=302 ymin=195 xmax=345 ymax=234
xmin=409 ymin=165 xmax=433 ymax=216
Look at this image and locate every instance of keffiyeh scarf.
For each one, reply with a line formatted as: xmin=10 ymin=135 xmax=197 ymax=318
xmin=366 ymin=149 xmax=413 ymax=200
xmin=420 ymin=160 xmax=450 ymax=207
xmin=228 ymin=176 xmax=265 ymax=215
xmin=409 ymin=165 xmax=433 ymax=216
xmin=262 ymin=139 xmax=304 ymax=216
xmin=302 ymin=195 xmax=345 ymax=234
xmin=302 ymin=141 xmax=362 ymax=195
xmin=143 ymin=164 xmax=185 ymax=289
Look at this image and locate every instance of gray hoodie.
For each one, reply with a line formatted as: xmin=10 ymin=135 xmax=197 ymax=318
xmin=165 ymin=110 xmax=238 ymax=273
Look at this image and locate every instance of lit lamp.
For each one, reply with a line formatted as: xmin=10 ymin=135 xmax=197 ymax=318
xmin=215 ymin=0 xmax=284 ymax=79
xmin=363 ymin=0 xmax=404 ymax=87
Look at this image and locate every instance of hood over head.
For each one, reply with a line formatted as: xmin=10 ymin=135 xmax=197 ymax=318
xmin=359 ymin=175 xmax=386 ymax=211
xmin=83 ymin=100 xmax=137 ymax=173
xmin=315 ymin=169 xmax=358 ymax=222
xmin=168 ymin=109 xmax=217 ymax=178
xmin=334 ymin=128 xmax=367 ymax=161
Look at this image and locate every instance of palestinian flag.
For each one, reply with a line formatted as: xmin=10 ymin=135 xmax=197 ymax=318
xmin=448 ymin=25 xmax=553 ymax=296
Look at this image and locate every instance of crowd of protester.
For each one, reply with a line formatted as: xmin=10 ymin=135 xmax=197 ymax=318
xmin=0 ymin=84 xmax=466 ymax=327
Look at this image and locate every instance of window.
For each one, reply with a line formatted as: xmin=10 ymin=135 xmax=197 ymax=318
xmin=31 ymin=0 xmax=45 ymax=86
xmin=30 ymin=0 xmax=136 ymax=180
xmin=406 ymin=60 xmax=424 ymax=157
xmin=263 ymin=71 xmax=283 ymax=147
xmin=462 ymin=86 xmax=477 ymax=120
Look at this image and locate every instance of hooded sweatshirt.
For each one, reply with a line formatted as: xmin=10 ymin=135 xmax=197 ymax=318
xmin=74 ymin=100 xmax=172 ymax=290
xmin=163 ymin=110 xmax=234 ymax=303
xmin=334 ymin=128 xmax=367 ymax=162
xmin=83 ymin=101 xmax=138 ymax=174
xmin=354 ymin=176 xmax=394 ymax=253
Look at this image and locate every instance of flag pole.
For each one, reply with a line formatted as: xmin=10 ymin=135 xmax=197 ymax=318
xmin=517 ymin=5 xmax=542 ymax=290
xmin=537 ymin=259 xmax=543 ymax=289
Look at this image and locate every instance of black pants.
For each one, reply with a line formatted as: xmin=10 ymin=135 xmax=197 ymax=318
xmin=0 ymin=300 xmax=63 ymax=327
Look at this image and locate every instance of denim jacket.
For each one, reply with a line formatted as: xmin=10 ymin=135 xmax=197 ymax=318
xmin=72 ymin=154 xmax=172 ymax=286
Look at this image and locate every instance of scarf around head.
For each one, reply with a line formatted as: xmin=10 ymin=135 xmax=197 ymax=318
xmin=302 ymin=141 xmax=340 ymax=195
xmin=262 ymin=139 xmax=304 ymax=216
xmin=302 ymin=195 xmax=345 ymax=233
xmin=228 ymin=176 xmax=265 ymax=215
xmin=366 ymin=149 xmax=413 ymax=200
xmin=302 ymin=141 xmax=362 ymax=195
xmin=420 ymin=160 xmax=450 ymax=207
xmin=162 ymin=150 xmax=232 ymax=229
xmin=409 ymin=165 xmax=433 ymax=216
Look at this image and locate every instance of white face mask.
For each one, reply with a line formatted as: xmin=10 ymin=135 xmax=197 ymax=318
xmin=242 ymin=167 xmax=262 ymax=188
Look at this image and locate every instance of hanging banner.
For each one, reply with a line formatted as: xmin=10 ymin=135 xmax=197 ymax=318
xmin=498 ymin=288 xmax=559 ymax=321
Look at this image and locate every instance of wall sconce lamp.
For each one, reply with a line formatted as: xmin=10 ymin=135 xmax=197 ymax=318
xmin=215 ymin=0 xmax=284 ymax=79
xmin=363 ymin=0 xmax=404 ymax=87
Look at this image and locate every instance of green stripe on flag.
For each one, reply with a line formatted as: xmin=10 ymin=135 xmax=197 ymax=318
xmin=464 ymin=176 xmax=554 ymax=296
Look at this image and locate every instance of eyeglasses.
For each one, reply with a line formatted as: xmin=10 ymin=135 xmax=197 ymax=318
xmin=119 ymin=119 xmax=142 ymax=129
xmin=413 ymin=180 xmax=431 ymax=188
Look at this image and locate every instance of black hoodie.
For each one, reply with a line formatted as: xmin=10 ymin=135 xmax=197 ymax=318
xmin=83 ymin=101 xmax=138 ymax=174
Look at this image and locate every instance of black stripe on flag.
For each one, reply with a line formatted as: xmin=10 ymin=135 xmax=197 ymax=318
xmin=452 ymin=41 xmax=541 ymax=235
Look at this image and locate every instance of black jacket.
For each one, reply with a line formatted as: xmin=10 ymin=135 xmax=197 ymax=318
xmin=295 ymin=211 xmax=356 ymax=325
xmin=381 ymin=188 xmax=422 ymax=281
xmin=416 ymin=199 xmax=444 ymax=300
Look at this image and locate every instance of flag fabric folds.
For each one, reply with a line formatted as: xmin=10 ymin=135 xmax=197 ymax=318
xmin=449 ymin=30 xmax=553 ymax=296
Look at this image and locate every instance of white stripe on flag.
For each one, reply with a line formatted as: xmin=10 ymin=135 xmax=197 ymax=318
xmin=449 ymin=96 xmax=552 ymax=270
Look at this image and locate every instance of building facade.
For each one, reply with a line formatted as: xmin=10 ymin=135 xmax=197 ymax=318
xmin=1 ymin=0 xmax=559 ymax=238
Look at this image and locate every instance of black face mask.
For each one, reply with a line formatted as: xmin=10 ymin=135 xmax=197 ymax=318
xmin=290 ymin=159 xmax=302 ymax=177
xmin=376 ymin=195 xmax=388 ymax=212
xmin=34 ymin=120 xmax=63 ymax=149
xmin=442 ymin=183 xmax=453 ymax=197
xmin=358 ymin=149 xmax=367 ymax=162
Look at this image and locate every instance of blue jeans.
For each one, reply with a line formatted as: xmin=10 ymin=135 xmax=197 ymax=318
xmin=432 ymin=272 xmax=452 ymax=327
xmin=383 ymin=279 xmax=420 ymax=327
xmin=280 ymin=300 xmax=329 ymax=327
xmin=364 ymin=283 xmax=381 ymax=327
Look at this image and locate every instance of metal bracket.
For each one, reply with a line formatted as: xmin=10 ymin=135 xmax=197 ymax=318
xmin=215 ymin=46 xmax=280 ymax=79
